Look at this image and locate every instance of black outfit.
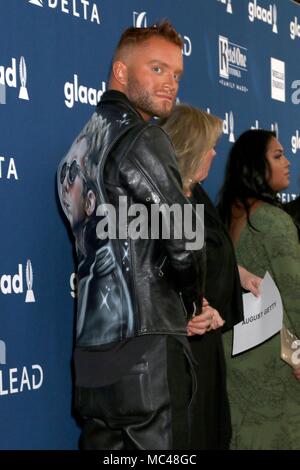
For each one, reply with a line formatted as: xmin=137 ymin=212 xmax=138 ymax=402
xmin=76 ymin=335 xmax=195 ymax=450
xmin=285 ymin=197 xmax=300 ymax=239
xmin=57 ymin=91 xmax=205 ymax=449
xmin=188 ymin=184 xmax=243 ymax=450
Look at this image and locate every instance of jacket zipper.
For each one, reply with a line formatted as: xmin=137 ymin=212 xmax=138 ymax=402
xmin=179 ymin=291 xmax=188 ymax=318
xmin=158 ymin=256 xmax=167 ymax=278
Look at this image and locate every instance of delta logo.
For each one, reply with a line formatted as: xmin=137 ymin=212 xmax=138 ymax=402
xmin=28 ymin=0 xmax=100 ymax=25
xmin=0 ymin=155 xmax=18 ymax=181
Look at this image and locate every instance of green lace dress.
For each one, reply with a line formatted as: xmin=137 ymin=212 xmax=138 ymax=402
xmin=223 ymin=203 xmax=300 ymax=450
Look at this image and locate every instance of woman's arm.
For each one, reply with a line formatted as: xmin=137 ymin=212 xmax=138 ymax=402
xmin=238 ymin=265 xmax=262 ymax=297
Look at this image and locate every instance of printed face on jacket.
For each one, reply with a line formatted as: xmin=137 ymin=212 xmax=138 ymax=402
xmin=60 ymin=137 xmax=88 ymax=229
xmin=59 ymin=136 xmax=96 ymax=231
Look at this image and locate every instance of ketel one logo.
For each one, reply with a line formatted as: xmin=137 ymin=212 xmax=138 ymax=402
xmin=133 ymin=11 xmax=147 ymax=28
xmin=0 ymin=260 xmax=35 ymax=302
xmin=217 ymin=0 xmax=233 ymax=14
xmin=28 ymin=0 xmax=100 ymax=24
xmin=0 ymin=56 xmax=29 ymax=104
xmin=219 ymin=35 xmax=247 ymax=80
xmin=248 ymin=1 xmax=278 ymax=34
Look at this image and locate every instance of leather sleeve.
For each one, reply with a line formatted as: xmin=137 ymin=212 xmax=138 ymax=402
xmin=119 ymin=124 xmax=205 ymax=317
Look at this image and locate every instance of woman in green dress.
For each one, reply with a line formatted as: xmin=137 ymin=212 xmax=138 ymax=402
xmin=218 ymin=129 xmax=300 ymax=450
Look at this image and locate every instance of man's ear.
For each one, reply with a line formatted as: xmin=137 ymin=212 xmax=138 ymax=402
xmin=85 ymin=190 xmax=96 ymax=217
xmin=112 ymin=61 xmax=128 ymax=86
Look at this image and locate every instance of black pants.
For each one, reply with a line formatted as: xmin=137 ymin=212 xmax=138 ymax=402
xmin=75 ymin=336 xmax=195 ymax=450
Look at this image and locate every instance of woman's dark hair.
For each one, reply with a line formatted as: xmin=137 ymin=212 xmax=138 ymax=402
xmin=217 ymin=129 xmax=282 ymax=228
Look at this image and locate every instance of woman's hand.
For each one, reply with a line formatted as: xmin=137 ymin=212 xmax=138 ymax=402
xmin=238 ymin=265 xmax=262 ymax=297
xmin=187 ymin=298 xmax=224 ymax=336
xmin=293 ymin=367 xmax=300 ymax=381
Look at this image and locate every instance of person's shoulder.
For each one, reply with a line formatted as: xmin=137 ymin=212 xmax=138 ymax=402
xmin=255 ymin=202 xmax=295 ymax=229
xmin=260 ymin=202 xmax=289 ymax=217
xmin=132 ymin=122 xmax=175 ymax=157
xmin=138 ymin=122 xmax=171 ymax=141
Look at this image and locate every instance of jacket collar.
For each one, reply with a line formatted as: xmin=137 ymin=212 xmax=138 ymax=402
xmin=98 ymin=90 xmax=144 ymax=120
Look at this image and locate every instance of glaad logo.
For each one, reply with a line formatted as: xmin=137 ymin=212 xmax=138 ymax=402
xmin=290 ymin=17 xmax=300 ymax=40
xmin=0 ymin=260 xmax=36 ymax=302
xmin=64 ymin=75 xmax=106 ymax=108
xmin=217 ymin=0 xmax=233 ymax=14
xmin=19 ymin=56 xmax=29 ymax=100
xmin=270 ymin=122 xmax=279 ymax=137
xmin=291 ymin=130 xmax=300 ymax=155
xmin=0 ymin=362 xmax=44 ymax=396
xmin=218 ymin=35 xmax=248 ymax=93
xmin=223 ymin=111 xmax=235 ymax=142
xmin=132 ymin=11 xmax=192 ymax=57
xmin=0 ymin=340 xmax=6 ymax=365
xmin=0 ymin=155 xmax=18 ymax=180
xmin=207 ymin=108 xmax=235 ymax=142
xmin=182 ymin=36 xmax=192 ymax=57
xmin=251 ymin=119 xmax=261 ymax=129
xmin=248 ymin=1 xmax=278 ymax=33
xmin=271 ymin=58 xmax=285 ymax=102
xmin=29 ymin=0 xmax=43 ymax=6
xmin=25 ymin=260 xmax=35 ymax=302
xmin=251 ymin=120 xmax=279 ymax=137
xmin=133 ymin=11 xmax=147 ymax=28
xmin=0 ymin=56 xmax=29 ymax=102
xmin=28 ymin=0 xmax=100 ymax=25
xmin=291 ymin=80 xmax=300 ymax=105
xmin=70 ymin=272 xmax=77 ymax=298
xmin=0 ymin=83 xmax=5 ymax=105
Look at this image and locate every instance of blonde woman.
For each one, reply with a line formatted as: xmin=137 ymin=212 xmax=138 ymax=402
xmin=160 ymin=104 xmax=261 ymax=449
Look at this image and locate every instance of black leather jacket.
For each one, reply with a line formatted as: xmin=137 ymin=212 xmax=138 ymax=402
xmin=58 ymin=90 xmax=205 ymax=347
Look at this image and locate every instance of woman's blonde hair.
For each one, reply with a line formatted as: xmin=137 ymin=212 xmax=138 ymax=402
xmin=160 ymin=104 xmax=223 ymax=193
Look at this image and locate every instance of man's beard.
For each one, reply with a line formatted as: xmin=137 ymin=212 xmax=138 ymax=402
xmin=127 ymin=79 xmax=175 ymax=119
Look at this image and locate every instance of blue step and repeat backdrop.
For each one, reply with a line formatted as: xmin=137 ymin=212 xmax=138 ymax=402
xmin=0 ymin=0 xmax=300 ymax=449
